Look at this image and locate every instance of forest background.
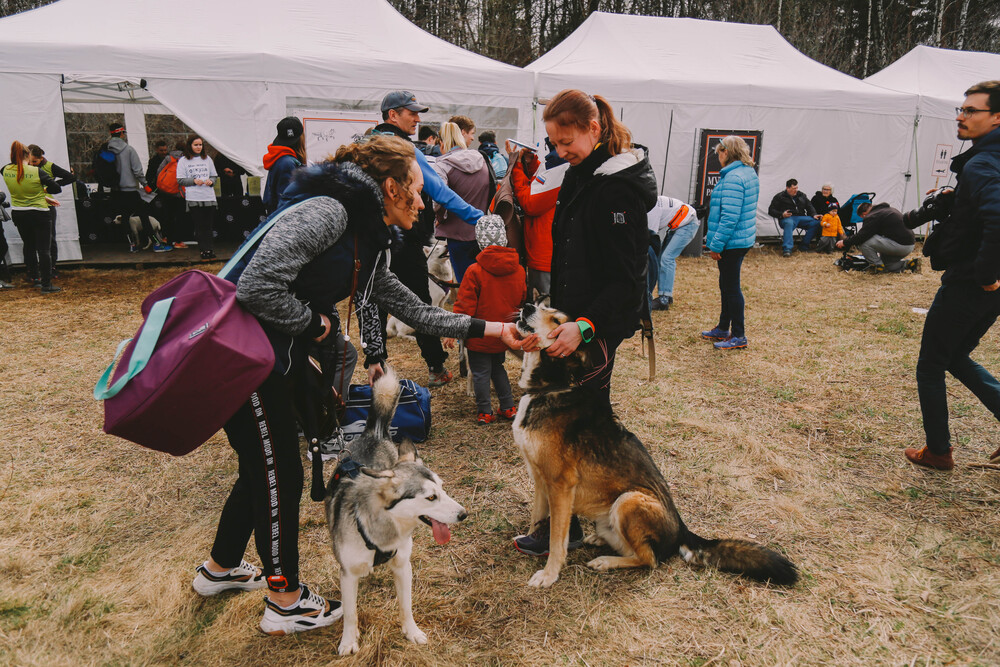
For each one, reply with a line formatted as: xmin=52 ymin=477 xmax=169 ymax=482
xmin=2 ymin=0 xmax=998 ymax=79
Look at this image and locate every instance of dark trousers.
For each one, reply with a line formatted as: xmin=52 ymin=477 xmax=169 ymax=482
xmin=214 ymin=373 xmax=304 ymax=593
xmin=389 ymin=245 xmax=448 ymax=370
xmin=716 ymin=247 xmax=749 ymax=338
xmin=190 ymin=205 xmax=215 ymax=252
xmin=446 ymin=238 xmax=478 ymax=284
xmin=113 ymin=190 xmax=156 ymax=245
xmin=581 ymin=336 xmax=624 ymax=404
xmin=916 ymin=281 xmax=1000 ymax=454
xmin=0 ymin=221 xmax=12 ymax=282
xmin=12 ymin=209 xmax=53 ymax=285
xmin=49 ymin=207 xmax=58 ymax=265
xmin=467 ymin=350 xmax=514 ymax=414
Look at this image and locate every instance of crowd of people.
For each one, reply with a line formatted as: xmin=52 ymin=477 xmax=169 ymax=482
xmin=4 ymin=79 xmax=999 ymax=636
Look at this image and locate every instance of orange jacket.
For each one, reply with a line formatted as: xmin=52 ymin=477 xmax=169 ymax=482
xmin=821 ymin=212 xmax=845 ymax=237
xmin=510 ymin=154 xmax=560 ymax=272
xmin=453 ymin=246 xmax=526 ymax=353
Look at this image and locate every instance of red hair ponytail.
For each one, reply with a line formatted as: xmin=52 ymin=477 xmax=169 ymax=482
xmin=543 ymin=89 xmax=632 ymax=155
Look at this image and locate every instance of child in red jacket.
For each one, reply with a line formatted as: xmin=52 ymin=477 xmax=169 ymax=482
xmin=446 ymin=215 xmax=526 ymax=424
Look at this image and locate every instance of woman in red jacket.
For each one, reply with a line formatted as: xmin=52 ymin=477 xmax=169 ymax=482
xmin=509 ymin=139 xmax=568 ymax=299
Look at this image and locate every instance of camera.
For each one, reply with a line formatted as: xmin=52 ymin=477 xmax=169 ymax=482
xmin=903 ymin=187 xmax=954 ymax=228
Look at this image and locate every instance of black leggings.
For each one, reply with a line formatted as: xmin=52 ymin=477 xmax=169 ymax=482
xmin=189 ymin=205 xmax=215 ymax=252
xmin=716 ymin=247 xmax=749 ymax=338
xmin=12 ymin=209 xmax=53 ymax=285
xmin=212 ymin=372 xmax=304 ymax=593
xmin=386 ymin=245 xmax=448 ymax=369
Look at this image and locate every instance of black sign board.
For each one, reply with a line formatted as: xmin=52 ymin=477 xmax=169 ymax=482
xmin=694 ymin=129 xmax=763 ymax=208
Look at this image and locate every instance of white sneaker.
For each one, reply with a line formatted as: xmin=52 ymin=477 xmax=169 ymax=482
xmin=192 ymin=560 xmax=266 ymax=596
xmin=259 ymin=584 xmax=343 ymax=636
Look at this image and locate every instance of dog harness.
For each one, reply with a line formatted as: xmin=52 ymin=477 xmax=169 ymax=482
xmin=331 ymin=457 xmax=397 ymax=567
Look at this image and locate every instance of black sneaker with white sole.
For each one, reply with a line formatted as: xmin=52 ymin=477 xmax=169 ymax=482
xmin=192 ymin=560 xmax=267 ymax=596
xmin=259 ymin=584 xmax=343 ymax=636
xmin=513 ymin=515 xmax=584 ymax=557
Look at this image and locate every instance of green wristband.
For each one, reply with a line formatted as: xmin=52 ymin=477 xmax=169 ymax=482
xmin=577 ymin=320 xmax=594 ymax=343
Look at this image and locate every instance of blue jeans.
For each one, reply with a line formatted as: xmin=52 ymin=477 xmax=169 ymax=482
xmin=657 ymin=223 xmax=700 ymax=298
xmin=916 ymin=281 xmax=1000 ymax=454
xmin=780 ymin=215 xmax=820 ymax=252
xmin=716 ymin=247 xmax=749 ymax=338
xmin=446 ymin=238 xmax=479 ymax=284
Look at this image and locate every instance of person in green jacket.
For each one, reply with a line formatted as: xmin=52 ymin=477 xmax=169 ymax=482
xmin=27 ymin=144 xmax=75 ymax=271
xmin=2 ymin=141 xmax=62 ymax=293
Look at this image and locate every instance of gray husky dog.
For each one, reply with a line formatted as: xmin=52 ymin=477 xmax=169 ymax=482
xmin=324 ymin=368 xmax=467 ymax=656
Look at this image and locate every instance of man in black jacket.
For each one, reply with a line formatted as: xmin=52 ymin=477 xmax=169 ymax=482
xmin=836 ymin=202 xmax=916 ymax=272
xmin=768 ymin=178 xmax=821 ymax=256
xmin=145 ymin=140 xmax=168 ymax=186
xmin=902 ymin=80 xmax=1000 ymax=471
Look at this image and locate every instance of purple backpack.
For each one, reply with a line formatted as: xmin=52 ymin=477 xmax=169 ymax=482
xmin=94 ymin=270 xmax=274 ymax=455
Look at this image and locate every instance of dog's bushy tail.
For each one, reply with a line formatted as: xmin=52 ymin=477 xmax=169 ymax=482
xmin=679 ymin=530 xmax=798 ymax=586
xmin=366 ymin=368 xmax=401 ymax=440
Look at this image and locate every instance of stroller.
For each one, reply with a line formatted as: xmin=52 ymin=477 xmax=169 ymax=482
xmin=838 ymin=192 xmax=874 ymax=236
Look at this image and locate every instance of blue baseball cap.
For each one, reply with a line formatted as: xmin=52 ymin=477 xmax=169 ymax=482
xmin=380 ymin=90 xmax=429 ymax=114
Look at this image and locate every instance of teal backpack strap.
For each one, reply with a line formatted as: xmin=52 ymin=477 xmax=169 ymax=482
xmin=93 ymin=297 xmax=175 ymax=400
xmin=218 ymin=198 xmax=311 ymax=280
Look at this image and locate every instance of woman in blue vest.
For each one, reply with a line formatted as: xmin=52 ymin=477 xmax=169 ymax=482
xmin=701 ymin=135 xmax=760 ymax=350
xmin=1 ymin=141 xmax=62 ymax=293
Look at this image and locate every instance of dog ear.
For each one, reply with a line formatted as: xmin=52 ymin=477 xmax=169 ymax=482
xmin=397 ymin=439 xmax=421 ymax=464
xmin=361 ymin=467 xmax=395 ymax=479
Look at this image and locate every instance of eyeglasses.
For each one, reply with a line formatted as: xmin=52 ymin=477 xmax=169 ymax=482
xmin=956 ymin=107 xmax=994 ymax=118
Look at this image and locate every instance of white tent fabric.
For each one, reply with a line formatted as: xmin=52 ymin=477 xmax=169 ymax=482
xmin=0 ymin=0 xmax=534 ymax=263
xmin=527 ymin=13 xmax=919 ymax=237
xmin=866 ymin=46 xmax=1000 ymax=205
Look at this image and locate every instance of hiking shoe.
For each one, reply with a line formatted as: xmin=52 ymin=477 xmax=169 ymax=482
xmin=260 ymin=584 xmax=342 ymax=636
xmin=305 ymin=432 xmax=347 ymax=462
xmin=906 ymin=257 xmax=921 ymax=273
xmin=714 ymin=336 xmax=747 ymax=350
xmin=40 ymin=284 xmax=62 ymax=294
xmin=514 ymin=516 xmax=584 ymax=557
xmin=0 ymin=280 xmax=13 ymax=289
xmin=153 ymin=243 xmax=174 ymax=253
xmin=498 ymin=406 xmax=517 ymax=420
xmin=129 ymin=243 xmax=140 ymax=253
xmin=173 ymin=241 xmax=189 ymax=249
xmin=904 ymin=446 xmax=954 ymax=471
xmin=428 ymin=367 xmax=453 ymax=387
xmin=782 ymin=249 xmax=792 ymax=257
xmin=200 ymin=250 xmax=217 ymax=261
xmin=192 ymin=560 xmax=266 ymax=596
xmin=701 ymin=327 xmax=730 ymax=341
xmin=651 ymin=295 xmax=671 ymax=311
xmin=477 ymin=412 xmax=496 ymax=425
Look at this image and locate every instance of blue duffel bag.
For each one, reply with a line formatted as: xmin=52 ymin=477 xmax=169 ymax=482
xmin=341 ymin=379 xmax=431 ymax=443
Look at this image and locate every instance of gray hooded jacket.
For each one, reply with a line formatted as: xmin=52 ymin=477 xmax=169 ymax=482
xmin=107 ymin=136 xmax=148 ymax=192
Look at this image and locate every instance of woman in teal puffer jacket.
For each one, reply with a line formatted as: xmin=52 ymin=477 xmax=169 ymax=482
xmin=701 ymin=135 xmax=759 ymax=350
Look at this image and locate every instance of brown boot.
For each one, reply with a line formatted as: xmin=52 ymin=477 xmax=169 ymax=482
xmin=904 ymin=446 xmax=954 ymax=471
xmin=990 ymin=446 xmax=1000 ymax=465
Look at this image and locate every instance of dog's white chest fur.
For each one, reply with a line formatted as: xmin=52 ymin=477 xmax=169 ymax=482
xmin=511 ymin=394 xmax=543 ymax=460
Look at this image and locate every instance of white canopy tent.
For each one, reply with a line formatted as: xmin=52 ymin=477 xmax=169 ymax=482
xmin=527 ymin=13 xmax=919 ymax=237
xmin=0 ymin=0 xmax=535 ymax=263
xmin=865 ymin=46 xmax=1000 ymax=207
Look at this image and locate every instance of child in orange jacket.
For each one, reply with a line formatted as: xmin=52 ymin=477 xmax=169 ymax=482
xmin=445 ymin=215 xmax=526 ymax=424
xmin=817 ymin=202 xmax=845 ymax=253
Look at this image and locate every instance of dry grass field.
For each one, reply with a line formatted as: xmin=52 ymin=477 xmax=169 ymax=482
xmin=2 ymin=248 xmax=999 ymax=666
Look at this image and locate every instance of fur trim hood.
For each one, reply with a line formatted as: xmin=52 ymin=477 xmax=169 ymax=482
xmin=282 ymin=160 xmax=390 ymax=248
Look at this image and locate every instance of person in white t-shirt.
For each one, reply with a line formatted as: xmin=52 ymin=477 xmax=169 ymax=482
xmin=176 ymin=135 xmax=219 ymax=260
xmin=647 ymin=195 xmax=699 ymax=311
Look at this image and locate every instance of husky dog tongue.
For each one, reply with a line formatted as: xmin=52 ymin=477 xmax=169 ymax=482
xmin=430 ymin=518 xmax=451 ymax=545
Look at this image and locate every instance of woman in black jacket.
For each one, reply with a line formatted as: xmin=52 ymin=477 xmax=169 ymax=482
xmin=193 ymin=135 xmax=521 ymax=637
xmin=524 ymin=89 xmax=657 ymax=401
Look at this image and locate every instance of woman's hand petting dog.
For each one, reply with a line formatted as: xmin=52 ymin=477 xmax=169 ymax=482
xmin=543 ymin=322 xmax=583 ymax=358
xmin=499 ymin=322 xmax=525 ymax=351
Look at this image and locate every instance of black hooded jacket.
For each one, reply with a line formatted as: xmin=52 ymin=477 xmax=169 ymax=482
xmin=550 ymin=143 xmax=659 ymax=340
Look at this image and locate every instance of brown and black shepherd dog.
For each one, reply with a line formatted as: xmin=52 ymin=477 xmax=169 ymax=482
xmin=512 ymin=302 xmax=798 ymax=589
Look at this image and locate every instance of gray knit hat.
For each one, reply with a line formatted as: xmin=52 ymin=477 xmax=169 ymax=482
xmin=475 ymin=214 xmax=507 ymax=250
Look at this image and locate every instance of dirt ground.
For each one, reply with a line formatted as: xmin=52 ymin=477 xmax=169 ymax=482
xmin=1 ymin=248 xmax=998 ymax=666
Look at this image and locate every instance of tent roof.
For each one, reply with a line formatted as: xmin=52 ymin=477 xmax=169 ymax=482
xmin=865 ymin=45 xmax=1000 ymax=119
xmin=0 ymin=0 xmax=532 ymax=98
xmin=527 ymin=13 xmax=913 ymax=115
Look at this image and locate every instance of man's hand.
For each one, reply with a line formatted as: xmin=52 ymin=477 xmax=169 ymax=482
xmin=782 ymin=210 xmax=792 ymax=218
xmin=983 ymin=281 xmax=1000 ymax=292
xmin=813 ymin=215 xmax=822 ymax=220
xmin=709 ymin=251 xmax=721 ymax=261
xmin=313 ymin=313 xmax=332 ymax=342
xmin=443 ymin=337 xmax=456 ymax=349
xmin=836 ymin=240 xmax=845 ymax=249
xmin=545 ymin=322 xmax=583 ymax=358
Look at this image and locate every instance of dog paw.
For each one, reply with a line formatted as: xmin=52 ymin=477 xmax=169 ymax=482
xmin=338 ymin=635 xmax=360 ymax=656
xmin=528 ymin=569 xmax=558 ymax=588
xmin=587 ymin=556 xmax=615 ymax=571
xmin=583 ymin=533 xmax=606 ymax=546
xmin=403 ymin=625 xmax=428 ymax=645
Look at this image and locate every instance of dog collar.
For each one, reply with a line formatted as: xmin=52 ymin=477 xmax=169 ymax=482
xmin=355 ymin=515 xmax=396 ymax=567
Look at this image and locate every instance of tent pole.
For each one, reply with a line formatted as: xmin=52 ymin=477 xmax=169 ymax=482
xmin=660 ymin=109 xmax=673 ymax=195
